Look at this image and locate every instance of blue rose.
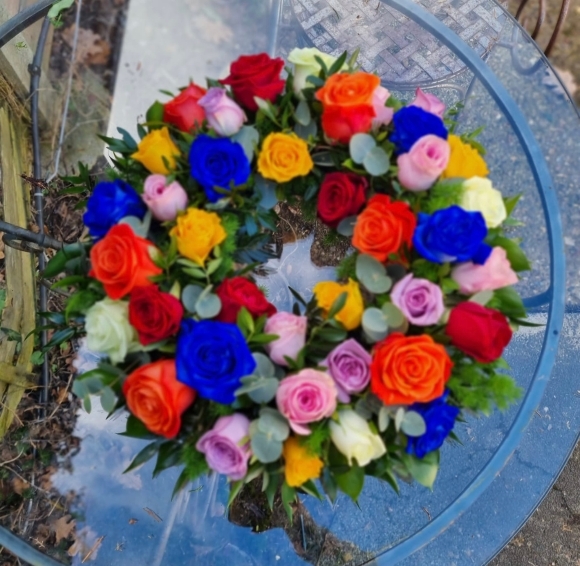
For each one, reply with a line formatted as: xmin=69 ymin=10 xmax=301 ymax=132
xmin=189 ymin=134 xmax=250 ymax=202
xmin=406 ymin=392 xmax=460 ymax=459
xmin=83 ymin=180 xmax=146 ymax=240
xmin=176 ymin=319 xmax=256 ymax=404
xmin=413 ymin=205 xmax=492 ymax=265
xmin=390 ymin=106 xmax=448 ymax=154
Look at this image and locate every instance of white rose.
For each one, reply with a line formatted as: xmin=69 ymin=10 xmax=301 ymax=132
xmin=287 ymin=47 xmax=339 ymax=96
xmin=329 ymin=410 xmax=386 ymax=467
xmin=460 ymin=176 xmax=507 ymax=228
xmin=85 ymin=298 xmax=140 ymax=364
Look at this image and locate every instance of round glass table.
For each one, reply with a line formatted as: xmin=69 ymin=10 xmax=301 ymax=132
xmin=17 ymin=0 xmax=580 ymax=564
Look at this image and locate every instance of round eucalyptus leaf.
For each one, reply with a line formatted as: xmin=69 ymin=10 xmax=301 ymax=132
xmin=294 ymin=99 xmax=312 ymax=126
xmin=362 ymin=308 xmax=389 ymax=343
xmin=100 ymin=386 xmax=117 ymax=414
xmin=294 ymin=120 xmax=318 ymax=140
xmin=255 ymin=175 xmax=278 ymax=210
xmin=355 ymin=398 xmax=372 ymax=420
xmin=119 ymin=215 xmax=146 ymax=237
xmin=248 ymin=378 xmax=279 ymax=404
xmin=195 ymin=293 xmax=222 ymax=319
xmin=363 ymin=146 xmax=390 ymax=176
xmin=337 ymin=216 xmax=358 ymax=237
xmin=232 ymin=125 xmax=260 ymax=161
xmin=251 ymin=431 xmax=283 ymax=463
xmin=401 ymin=410 xmax=427 ymax=437
xmin=181 ymin=285 xmax=203 ymax=313
xmin=381 ymin=303 xmax=406 ymax=328
xmin=378 ymin=406 xmax=390 ymax=432
xmin=253 ymin=353 xmax=275 ymax=378
xmin=349 ymin=133 xmax=376 ymax=164
xmin=356 ymin=254 xmax=392 ymax=294
xmin=395 ymin=407 xmax=405 ymax=431
xmin=258 ymin=408 xmax=289 ymax=441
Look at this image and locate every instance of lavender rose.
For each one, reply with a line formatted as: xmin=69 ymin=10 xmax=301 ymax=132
xmin=265 ymin=312 xmax=307 ymax=367
xmin=323 ymin=338 xmax=371 ymax=402
xmin=198 ymin=87 xmax=247 ymax=137
xmin=196 ymin=414 xmax=251 ymax=480
xmin=390 ymin=273 xmax=445 ymax=326
xmin=142 ymin=174 xmax=188 ymax=221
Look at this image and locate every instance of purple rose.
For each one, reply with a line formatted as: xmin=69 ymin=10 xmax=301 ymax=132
xmin=323 ymin=339 xmax=371 ymax=402
xmin=196 ymin=414 xmax=251 ymax=480
xmin=390 ymin=274 xmax=444 ymax=326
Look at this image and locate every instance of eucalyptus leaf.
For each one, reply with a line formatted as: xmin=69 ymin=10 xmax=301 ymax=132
xmin=469 ymin=289 xmax=494 ymax=305
xmin=401 ymin=411 xmax=427 ymax=437
xmin=337 ymin=216 xmax=357 ymax=237
xmin=363 ymin=146 xmax=390 ymax=176
xmin=362 ymin=308 xmax=388 ymax=334
xmin=232 ymin=125 xmax=260 ymax=162
xmin=355 ymin=398 xmax=372 ymax=420
xmin=395 ymin=407 xmax=405 ymax=431
xmin=100 ymin=386 xmax=117 ymax=413
xmin=381 ymin=303 xmax=406 ymax=329
xmin=255 ymin=175 xmax=278 ymax=209
xmin=294 ymin=99 xmax=311 ymax=126
xmin=181 ymin=285 xmax=203 ymax=313
xmin=294 ymin=120 xmax=318 ymax=140
xmin=195 ymin=293 xmax=222 ymax=319
xmin=378 ymin=406 xmax=390 ymax=432
xmin=258 ymin=408 xmax=289 ymax=441
xmin=356 ymin=254 xmax=392 ymax=294
xmin=119 ymin=215 xmax=147 ymax=237
xmin=247 ymin=378 xmax=279 ymax=404
xmin=349 ymin=133 xmax=376 ymax=164
xmin=251 ymin=431 xmax=283 ymax=463
xmin=253 ymin=353 xmax=275 ymax=378
xmin=402 ymin=452 xmax=439 ymax=489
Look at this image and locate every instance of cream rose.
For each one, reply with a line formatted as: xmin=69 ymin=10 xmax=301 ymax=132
xmin=288 ymin=47 xmax=339 ymax=96
xmin=460 ymin=176 xmax=507 ymax=228
xmin=329 ymin=410 xmax=386 ymax=466
xmin=85 ymin=298 xmax=141 ymax=364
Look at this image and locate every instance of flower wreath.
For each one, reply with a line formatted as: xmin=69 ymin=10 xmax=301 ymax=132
xmin=46 ymin=48 xmax=529 ymax=509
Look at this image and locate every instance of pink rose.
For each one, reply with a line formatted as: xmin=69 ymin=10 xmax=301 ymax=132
xmin=391 ymin=273 xmax=445 ymax=326
xmin=372 ymin=85 xmax=394 ymax=130
xmin=451 ymin=246 xmax=519 ymax=294
xmin=323 ymin=338 xmax=371 ymax=403
xmin=265 ymin=312 xmax=307 ymax=367
xmin=276 ymin=369 xmax=337 ymax=435
xmin=397 ymin=135 xmax=450 ymax=191
xmin=198 ymin=87 xmax=247 ymax=137
xmin=142 ymin=174 xmax=188 ymax=221
xmin=196 ymin=414 xmax=251 ymax=480
xmin=409 ymin=88 xmax=445 ymax=118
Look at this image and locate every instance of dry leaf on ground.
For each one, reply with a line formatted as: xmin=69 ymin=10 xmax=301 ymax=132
xmin=52 ymin=514 xmax=76 ymax=544
xmin=62 ymin=25 xmax=112 ymax=65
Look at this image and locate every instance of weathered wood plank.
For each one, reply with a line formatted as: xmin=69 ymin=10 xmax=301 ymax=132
xmin=0 ymin=104 xmax=36 ymax=437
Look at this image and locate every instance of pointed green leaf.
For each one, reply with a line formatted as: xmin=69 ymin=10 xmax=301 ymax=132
xmin=124 ymin=441 xmax=161 ymax=473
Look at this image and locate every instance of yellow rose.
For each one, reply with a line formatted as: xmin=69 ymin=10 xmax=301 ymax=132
xmin=257 ymin=133 xmax=314 ymax=183
xmin=170 ymin=208 xmax=226 ymax=265
xmin=288 ymin=47 xmax=340 ymax=96
xmin=460 ymin=176 xmax=507 ymax=228
xmin=440 ymin=134 xmax=489 ymax=180
xmin=313 ymin=279 xmax=363 ymax=331
xmin=131 ymin=127 xmax=180 ymax=175
xmin=282 ymin=436 xmax=324 ymax=487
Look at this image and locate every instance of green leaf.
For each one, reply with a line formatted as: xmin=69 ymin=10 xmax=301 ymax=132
xmin=363 ymin=146 xmax=390 ymax=176
xmin=124 ymin=441 xmax=161 ymax=473
xmin=255 ymin=175 xmax=278 ymax=209
xmin=145 ymin=101 xmax=165 ymax=129
xmin=362 ymin=307 xmax=388 ymax=343
xmin=504 ymin=194 xmax=521 ymax=217
xmin=492 ymin=286 xmax=527 ymax=319
xmin=196 ymin=292 xmax=222 ymax=319
xmin=120 ymin=415 xmax=157 ymax=439
xmin=43 ymin=327 xmax=75 ymax=352
xmin=494 ymin=237 xmax=531 ymax=272
xmin=336 ymin=216 xmax=357 ymax=237
xmin=402 ymin=451 xmax=439 ymax=490
xmin=300 ymin=479 xmax=323 ymax=500
xmin=254 ymin=97 xmax=280 ymax=125
xmin=237 ymin=307 xmax=255 ymax=336
xmin=321 ymin=468 xmax=338 ymax=502
xmin=153 ymin=442 xmax=182 ymax=477
xmin=100 ymin=386 xmax=117 ymax=414
xmin=378 ymin=406 xmax=390 ymax=432
xmin=281 ymin=482 xmax=296 ymax=523
xmin=401 ymin=411 xmax=427 ymax=437
xmin=228 ymin=480 xmax=245 ymax=507
xmin=172 ymin=469 xmax=191 ymax=500
xmin=335 ymin=464 xmax=365 ymax=501
xmin=469 ymin=290 xmax=494 ymax=306
xmin=381 ymin=303 xmax=406 ymax=329
xmin=206 ymin=258 xmax=222 ymax=276
xmin=237 ymin=377 xmax=278 ymax=403
xmin=258 ymin=408 xmax=289 ymax=442
xmin=294 ymin=120 xmax=318 ymax=140
xmin=349 ymin=133 xmax=376 ymax=164
xmin=327 ymin=292 xmax=348 ymax=320
xmin=47 ymin=0 xmax=75 ymax=20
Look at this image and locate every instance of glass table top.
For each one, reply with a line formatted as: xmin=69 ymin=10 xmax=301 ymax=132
xmin=38 ymin=0 xmax=580 ymax=564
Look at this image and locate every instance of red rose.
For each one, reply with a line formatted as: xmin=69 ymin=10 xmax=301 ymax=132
xmin=445 ymin=302 xmax=513 ymax=363
xmin=317 ymin=172 xmax=368 ymax=228
xmin=129 ymin=286 xmax=184 ymax=345
xmin=215 ymin=277 xmax=276 ymax=323
xmin=320 ymin=104 xmax=376 ymax=144
xmin=163 ymin=83 xmax=207 ymax=132
xmin=220 ymin=53 xmax=285 ymax=112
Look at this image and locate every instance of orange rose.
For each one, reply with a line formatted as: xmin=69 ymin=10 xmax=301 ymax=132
xmin=89 ymin=224 xmax=162 ymax=300
xmin=371 ymin=333 xmax=452 ymax=405
xmin=123 ymin=359 xmax=196 ymax=438
xmin=352 ymin=194 xmax=416 ymax=263
xmin=315 ymin=72 xmax=380 ymax=143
